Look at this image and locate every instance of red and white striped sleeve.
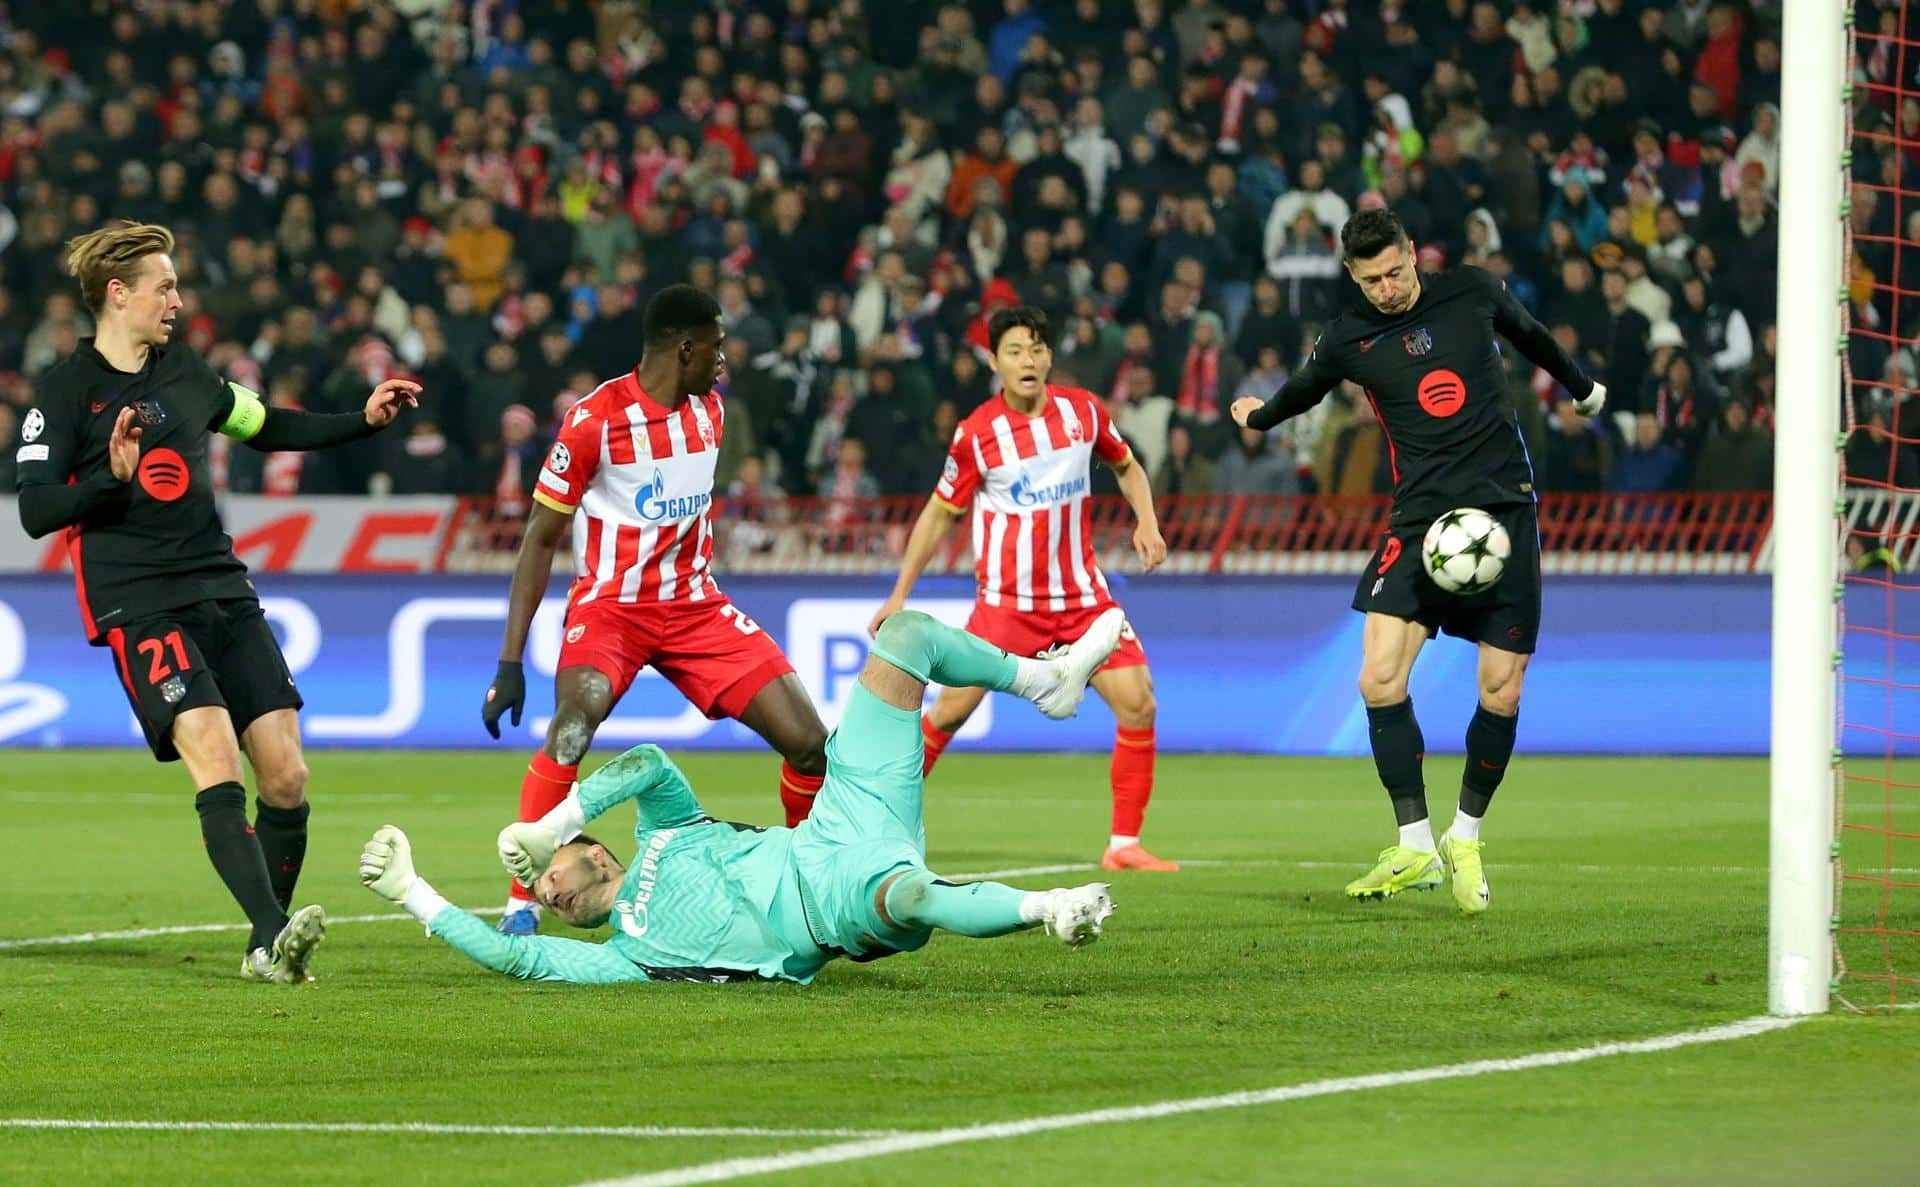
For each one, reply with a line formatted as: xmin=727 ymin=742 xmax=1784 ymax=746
xmin=533 ymin=404 xmax=604 ymax=513
xmin=1085 ymin=392 xmax=1132 ymax=466
xmin=934 ymin=422 xmax=983 ymax=510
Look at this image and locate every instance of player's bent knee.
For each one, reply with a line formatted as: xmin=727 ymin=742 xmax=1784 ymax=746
xmin=875 ymin=868 xmax=928 ymax=928
xmin=1118 ymin=689 xmax=1156 ymax=730
xmin=785 ymin=734 xmax=828 ymax=776
xmin=1357 ymin=668 xmax=1408 ymax=706
xmin=1480 ymin=684 xmax=1522 ymax=717
xmin=548 ymin=711 xmax=597 ymax=766
xmin=873 ymin=609 xmax=936 ymax=660
xmin=257 ymin=759 xmax=309 ymax=808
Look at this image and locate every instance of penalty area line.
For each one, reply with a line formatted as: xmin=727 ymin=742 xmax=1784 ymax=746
xmin=571 ymin=1015 xmax=1804 ymax=1187
xmin=0 ymin=1119 xmax=902 ymax=1141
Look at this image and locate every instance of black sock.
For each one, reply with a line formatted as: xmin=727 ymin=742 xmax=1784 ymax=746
xmin=195 ymin=782 xmax=287 ymax=951
xmin=1366 ymin=698 xmax=1429 ymax=826
xmin=254 ymin=798 xmax=310 ymax=912
xmin=1460 ymin=705 xmax=1519 ymax=818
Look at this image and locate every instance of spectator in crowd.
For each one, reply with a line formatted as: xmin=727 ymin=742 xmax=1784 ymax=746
xmin=0 ymin=0 xmax=1793 ymax=521
xmin=1113 ymin=365 xmax=1176 ymax=479
xmin=1612 ymin=412 xmax=1687 ymax=493
xmin=1153 ymin=422 xmax=1215 ymax=496
xmin=1544 ymin=393 xmax=1614 ymax=493
xmin=1218 ymin=423 xmax=1301 ymax=497
xmin=1325 ymin=394 xmax=1393 ymax=497
xmin=472 ymin=404 xmax=544 ymax=516
xmin=1694 ymin=398 xmax=1773 ymax=492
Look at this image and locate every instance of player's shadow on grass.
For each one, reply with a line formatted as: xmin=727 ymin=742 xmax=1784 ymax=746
xmin=4 ymin=946 xmax=236 ymax=979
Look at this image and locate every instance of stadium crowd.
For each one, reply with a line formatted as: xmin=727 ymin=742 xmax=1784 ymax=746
xmin=0 ymin=0 xmax=1862 ymax=512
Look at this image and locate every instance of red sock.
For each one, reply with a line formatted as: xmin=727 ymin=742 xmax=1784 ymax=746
xmin=1110 ymin=726 xmax=1156 ymax=838
xmin=779 ymin=760 xmax=825 ymax=828
xmin=921 ymin=718 xmax=954 ymax=777
xmin=510 ymin=752 xmax=578 ymax=903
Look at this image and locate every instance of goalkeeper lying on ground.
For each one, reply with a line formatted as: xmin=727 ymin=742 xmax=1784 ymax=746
xmin=357 ymin=609 xmax=1123 ymax=983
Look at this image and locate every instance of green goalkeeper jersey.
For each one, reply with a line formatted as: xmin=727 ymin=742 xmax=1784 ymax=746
xmin=425 ymin=746 xmax=832 ymax=985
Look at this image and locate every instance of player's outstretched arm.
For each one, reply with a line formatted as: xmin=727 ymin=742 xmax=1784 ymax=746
xmin=1233 ymin=341 xmax=1343 ymax=432
xmin=221 ymin=380 xmax=421 ymax=451
xmin=869 ymin=495 xmax=964 ymax=636
xmin=1478 ymin=269 xmax=1600 ymax=409
xmin=498 ymin=744 xmax=706 ymax=887
xmin=360 ymin=825 xmax=648 ymax=984
xmin=482 ymin=501 xmax=571 ymax=738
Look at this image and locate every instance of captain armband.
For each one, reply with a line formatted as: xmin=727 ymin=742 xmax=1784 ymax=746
xmin=218 ymin=381 xmax=268 ymax=441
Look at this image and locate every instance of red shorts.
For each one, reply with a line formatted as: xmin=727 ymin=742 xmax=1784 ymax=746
xmin=558 ymin=595 xmax=794 ymax=721
xmin=964 ymin=599 xmax=1148 ymax=672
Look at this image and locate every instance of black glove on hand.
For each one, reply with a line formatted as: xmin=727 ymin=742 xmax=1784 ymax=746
xmin=482 ymin=660 xmax=526 ymax=739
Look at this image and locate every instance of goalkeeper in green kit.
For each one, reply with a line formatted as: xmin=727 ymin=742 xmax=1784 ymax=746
xmin=358 ymin=610 xmax=1124 ymax=983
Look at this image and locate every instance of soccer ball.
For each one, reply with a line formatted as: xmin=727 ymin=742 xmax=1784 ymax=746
xmin=1421 ymin=508 xmax=1511 ymax=595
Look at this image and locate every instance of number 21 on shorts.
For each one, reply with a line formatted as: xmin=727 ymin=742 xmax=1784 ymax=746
xmin=137 ymin=630 xmax=191 ymax=684
xmin=719 ymin=605 xmax=761 ymax=636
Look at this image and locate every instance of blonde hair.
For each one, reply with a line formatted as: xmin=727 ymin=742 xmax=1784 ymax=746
xmin=64 ymin=221 xmax=176 ymax=315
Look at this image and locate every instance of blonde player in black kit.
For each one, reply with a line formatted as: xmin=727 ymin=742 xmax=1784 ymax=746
xmin=1231 ymin=209 xmax=1607 ymax=915
xmin=14 ymin=222 xmax=419 ymax=981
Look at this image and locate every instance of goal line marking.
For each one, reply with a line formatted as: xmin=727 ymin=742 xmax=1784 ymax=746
xmin=573 ymin=1015 xmax=1805 ymax=1187
xmin=0 ymin=1119 xmax=900 ymax=1141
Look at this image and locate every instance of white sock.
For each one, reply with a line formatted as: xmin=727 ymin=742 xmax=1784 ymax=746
xmin=1398 ymin=819 xmax=1436 ymax=852
xmin=1109 ymin=834 xmax=1139 ymax=850
xmin=1451 ymin=808 xmax=1482 ymax=843
xmin=1008 ymin=655 xmax=1054 ymax=701
xmin=1018 ymin=891 xmax=1052 ymax=925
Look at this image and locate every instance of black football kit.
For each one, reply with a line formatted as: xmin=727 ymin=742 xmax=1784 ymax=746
xmin=15 ymin=339 xmax=375 ymax=757
xmin=1246 ymin=267 xmax=1595 ymax=654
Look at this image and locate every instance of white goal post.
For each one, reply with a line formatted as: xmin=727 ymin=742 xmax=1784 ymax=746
xmin=1768 ymin=0 xmax=1846 ymax=1016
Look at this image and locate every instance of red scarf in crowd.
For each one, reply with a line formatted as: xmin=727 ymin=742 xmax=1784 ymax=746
xmin=1178 ymin=343 xmax=1221 ymax=421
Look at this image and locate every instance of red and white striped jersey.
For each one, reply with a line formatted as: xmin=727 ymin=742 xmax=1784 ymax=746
xmin=533 ymin=372 xmax=725 ymax=605
xmin=935 ymin=384 xmax=1133 ymax=612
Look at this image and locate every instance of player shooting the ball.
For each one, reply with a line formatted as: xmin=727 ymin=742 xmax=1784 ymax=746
xmin=1230 ymin=208 xmax=1604 ymax=915
xmin=359 ymin=610 xmax=1125 ymax=983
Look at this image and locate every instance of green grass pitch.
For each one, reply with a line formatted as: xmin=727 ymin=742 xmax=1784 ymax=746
xmin=0 ymin=749 xmax=1915 ymax=1186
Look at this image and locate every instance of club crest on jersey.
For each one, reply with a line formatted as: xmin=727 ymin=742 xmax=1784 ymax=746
xmin=634 ymin=467 xmax=710 ymax=522
xmin=1009 ymin=468 xmax=1087 ymax=508
xmin=1403 ymin=328 xmax=1434 ymax=357
xmin=697 ymin=418 xmax=715 ymax=449
xmin=1066 ymin=416 xmax=1084 ymax=443
xmin=133 ymin=399 xmax=167 ymax=426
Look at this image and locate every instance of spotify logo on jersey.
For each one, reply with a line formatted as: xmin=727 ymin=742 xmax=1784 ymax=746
xmin=137 ymin=448 xmax=190 ymax=501
xmin=1417 ymin=369 xmax=1466 ymax=418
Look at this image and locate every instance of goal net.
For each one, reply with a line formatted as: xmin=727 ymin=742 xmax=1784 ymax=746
xmin=1835 ymin=0 xmax=1920 ymax=1010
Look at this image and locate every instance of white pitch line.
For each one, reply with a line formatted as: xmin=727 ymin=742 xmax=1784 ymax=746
xmin=0 ymin=908 xmax=503 ymax=951
xmin=574 ymin=1015 xmax=1804 ymax=1187
xmin=6 ymin=858 xmax=1918 ymax=952
xmin=0 ymin=1119 xmax=899 ymax=1141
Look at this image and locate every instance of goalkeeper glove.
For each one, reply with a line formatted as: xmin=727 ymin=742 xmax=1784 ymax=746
xmin=1572 ymin=380 xmax=1607 ymax=417
xmin=359 ymin=825 xmax=416 ymax=902
xmin=481 ymin=660 xmax=525 ymax=739
xmin=498 ymin=821 xmax=562 ymax=889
